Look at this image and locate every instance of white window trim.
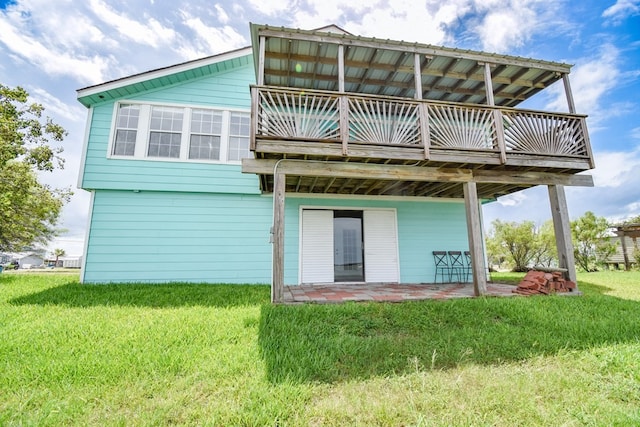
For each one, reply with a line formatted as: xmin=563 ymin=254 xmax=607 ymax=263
xmin=107 ymin=100 xmax=251 ymax=165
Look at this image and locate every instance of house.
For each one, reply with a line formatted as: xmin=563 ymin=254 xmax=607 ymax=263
xmin=76 ymin=24 xmax=594 ymax=301
xmin=1 ymin=252 xmax=44 ymax=269
xmin=605 ymin=224 xmax=640 ymax=270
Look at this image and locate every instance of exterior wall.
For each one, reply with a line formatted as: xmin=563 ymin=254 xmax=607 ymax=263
xmin=83 ymin=191 xmax=469 ymax=284
xmin=284 ymin=196 xmax=469 ymax=284
xmin=83 ymin=190 xmax=273 ymax=283
xmin=80 ymin=63 xmax=258 ymax=194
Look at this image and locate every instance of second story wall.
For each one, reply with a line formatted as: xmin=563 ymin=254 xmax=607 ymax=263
xmin=80 ymin=58 xmax=260 ymax=195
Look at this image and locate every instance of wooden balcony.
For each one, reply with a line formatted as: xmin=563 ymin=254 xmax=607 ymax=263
xmin=247 ymin=86 xmax=594 ymax=199
xmin=251 ymin=86 xmax=593 ymax=173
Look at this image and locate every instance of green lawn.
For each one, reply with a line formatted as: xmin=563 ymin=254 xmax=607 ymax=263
xmin=1 ymin=271 xmax=639 ymax=426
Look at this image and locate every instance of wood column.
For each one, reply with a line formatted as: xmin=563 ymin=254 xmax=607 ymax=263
xmin=338 ymin=44 xmax=349 ymax=155
xmin=562 ymin=73 xmax=576 ymax=113
xmin=414 ymin=53 xmax=430 ymax=159
xmin=548 ymin=185 xmax=578 ymax=284
xmin=618 ymin=230 xmax=630 ymax=271
xmin=257 ymin=36 xmax=266 ymax=86
xmin=482 ymin=62 xmax=506 ymax=164
xmin=272 ymin=171 xmax=285 ymax=303
xmin=463 ymin=181 xmax=487 ymax=296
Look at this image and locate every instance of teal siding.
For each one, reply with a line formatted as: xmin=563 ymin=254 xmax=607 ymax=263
xmin=80 ymin=62 xmax=258 ymax=194
xmin=83 ymin=192 xmax=469 ymax=285
xmin=83 ymin=190 xmax=273 ymax=284
xmin=282 ymin=197 xmax=469 ymax=284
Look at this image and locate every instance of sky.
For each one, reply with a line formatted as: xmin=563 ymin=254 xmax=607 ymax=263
xmin=0 ymin=0 xmax=639 ymax=257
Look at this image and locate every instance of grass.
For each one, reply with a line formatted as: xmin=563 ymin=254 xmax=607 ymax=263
xmin=1 ymin=271 xmax=639 ymax=425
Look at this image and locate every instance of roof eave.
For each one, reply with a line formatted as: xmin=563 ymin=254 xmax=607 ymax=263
xmin=77 ymin=46 xmax=253 ymax=107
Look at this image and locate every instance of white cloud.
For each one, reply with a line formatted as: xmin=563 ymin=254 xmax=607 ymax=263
xmin=214 ymin=3 xmax=230 ymax=24
xmin=88 ymin=0 xmax=177 ymax=49
xmin=245 ymin=0 xmax=294 ymax=17
xmin=471 ymin=0 xmax=568 ymax=53
xmin=602 ymin=0 xmax=640 ymax=24
xmin=591 ymin=149 xmax=640 ymax=187
xmin=0 ymin=10 xmax=112 ymax=84
xmin=178 ymin=11 xmax=247 ymax=59
xmin=29 ymin=87 xmax=86 ymax=122
xmin=545 ymin=44 xmax=619 ymax=121
xmin=494 ymin=191 xmax=528 ymax=207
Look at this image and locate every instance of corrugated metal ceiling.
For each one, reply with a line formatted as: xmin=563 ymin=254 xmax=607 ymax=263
xmin=251 ymin=24 xmax=572 ymax=108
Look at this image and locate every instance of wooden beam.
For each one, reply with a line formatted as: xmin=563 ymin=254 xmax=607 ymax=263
xmin=258 ymin=36 xmax=266 ymax=86
xmin=272 ymin=171 xmax=286 ymax=303
xmin=463 ymin=181 xmax=487 ymax=296
xmin=414 ymin=53 xmax=423 ymax=100
xmin=548 ymin=185 xmax=578 ymax=284
xmin=562 ymin=74 xmax=576 ymax=114
xmin=243 ymin=158 xmax=594 ymax=187
xmin=619 ymin=231 xmax=630 ymax=271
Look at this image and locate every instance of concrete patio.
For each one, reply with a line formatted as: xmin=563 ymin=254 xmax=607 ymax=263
xmin=283 ymin=282 xmax=518 ymax=304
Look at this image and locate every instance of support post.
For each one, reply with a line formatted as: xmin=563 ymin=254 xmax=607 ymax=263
xmin=618 ymin=230 xmax=630 ymax=271
xmin=258 ymin=36 xmax=266 ymax=86
xmin=548 ymin=185 xmax=578 ymax=285
xmin=272 ymin=171 xmax=286 ymax=303
xmin=562 ymin=73 xmax=576 ymax=113
xmin=463 ymin=181 xmax=487 ymax=296
xmin=482 ymin=62 xmax=506 ymax=164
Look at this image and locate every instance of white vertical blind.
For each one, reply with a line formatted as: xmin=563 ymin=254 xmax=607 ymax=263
xmin=300 ymin=210 xmax=334 ymax=283
xmin=363 ymin=210 xmax=400 ymax=283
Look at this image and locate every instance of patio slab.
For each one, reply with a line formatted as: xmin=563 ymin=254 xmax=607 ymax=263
xmin=283 ymin=282 xmax=518 ymax=304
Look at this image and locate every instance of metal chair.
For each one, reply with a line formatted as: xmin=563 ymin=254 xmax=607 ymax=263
xmin=447 ymin=251 xmax=465 ymax=283
xmin=463 ymin=250 xmax=472 ymax=282
xmin=432 ymin=251 xmax=451 ymax=283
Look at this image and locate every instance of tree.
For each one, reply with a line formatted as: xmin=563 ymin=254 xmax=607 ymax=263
xmin=486 ymin=219 xmax=558 ymax=272
xmin=571 ymin=211 xmax=615 ymax=272
xmin=53 ymin=248 xmax=66 ymax=266
xmin=0 ymin=84 xmax=70 ymax=252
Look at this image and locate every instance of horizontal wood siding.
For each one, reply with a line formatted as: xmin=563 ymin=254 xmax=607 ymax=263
xmin=81 ymin=64 xmax=259 ymax=194
xmin=84 ymin=191 xmax=470 ymax=284
xmin=83 ymin=190 xmax=272 ymax=283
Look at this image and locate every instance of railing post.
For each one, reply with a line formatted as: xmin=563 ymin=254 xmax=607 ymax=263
xmin=419 ymin=103 xmax=430 ymax=160
xmin=250 ymin=86 xmax=258 ymax=151
xmin=494 ymin=109 xmax=507 ymax=164
xmin=340 ymin=95 xmax=349 ymax=156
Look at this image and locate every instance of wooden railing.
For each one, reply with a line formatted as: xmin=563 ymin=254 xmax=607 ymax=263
xmin=251 ymin=86 xmax=592 ymax=166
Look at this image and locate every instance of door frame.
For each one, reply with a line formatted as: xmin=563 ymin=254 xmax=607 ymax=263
xmin=298 ymin=205 xmax=400 ymax=285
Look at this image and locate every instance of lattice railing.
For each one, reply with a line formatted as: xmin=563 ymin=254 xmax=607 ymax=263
xmin=348 ymin=97 xmax=421 ymax=145
xmin=428 ymin=103 xmax=498 ymax=150
xmin=256 ymin=89 xmax=341 ymax=140
xmin=502 ymin=110 xmax=589 ymax=156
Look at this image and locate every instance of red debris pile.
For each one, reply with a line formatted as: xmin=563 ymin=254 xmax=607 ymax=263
xmin=513 ymin=269 xmax=576 ymax=295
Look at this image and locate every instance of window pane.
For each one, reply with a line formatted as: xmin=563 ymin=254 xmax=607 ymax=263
xmin=228 ymin=112 xmax=251 ymax=161
xmin=148 ymin=132 xmax=181 ymax=158
xmin=113 ymin=104 xmax=139 ymax=156
xmin=150 ymin=106 xmax=183 ymax=132
xmin=117 ymin=104 xmax=140 ymax=128
xmin=191 ymin=109 xmax=222 ymax=135
xmin=113 ymin=130 xmax=136 ymax=156
xmin=189 ymin=135 xmax=220 ymax=160
xmin=228 ymin=136 xmax=250 ymax=161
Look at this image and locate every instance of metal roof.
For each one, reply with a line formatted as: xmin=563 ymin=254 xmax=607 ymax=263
xmin=250 ymin=23 xmax=572 ymax=108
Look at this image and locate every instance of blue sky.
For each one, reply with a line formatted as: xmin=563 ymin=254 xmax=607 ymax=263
xmin=1 ymin=0 xmax=639 ymax=256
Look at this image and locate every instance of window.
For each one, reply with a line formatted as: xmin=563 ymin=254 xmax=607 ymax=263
xmin=189 ymin=109 xmax=222 ymax=160
xmin=228 ymin=112 xmax=250 ymax=161
xmin=109 ymin=102 xmax=251 ymax=164
xmin=113 ymin=104 xmax=140 ymax=156
xmin=148 ymin=106 xmax=183 ymax=158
